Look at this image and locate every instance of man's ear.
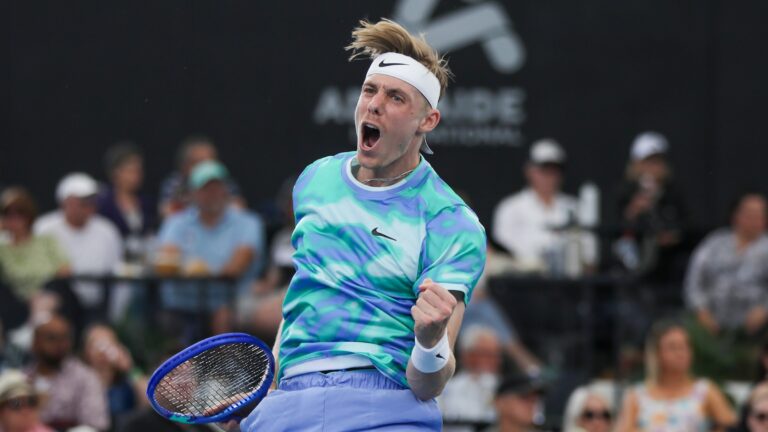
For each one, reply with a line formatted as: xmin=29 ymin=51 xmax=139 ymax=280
xmin=417 ymin=108 xmax=441 ymax=135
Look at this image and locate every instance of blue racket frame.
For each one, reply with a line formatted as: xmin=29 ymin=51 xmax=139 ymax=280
xmin=146 ymin=332 xmax=275 ymax=424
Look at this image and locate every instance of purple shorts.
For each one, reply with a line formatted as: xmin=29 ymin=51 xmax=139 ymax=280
xmin=240 ymin=369 xmax=442 ymax=431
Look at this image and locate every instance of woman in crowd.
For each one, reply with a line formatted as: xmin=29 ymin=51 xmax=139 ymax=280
xmin=745 ymin=388 xmax=768 ymax=432
xmin=96 ymin=142 xmax=156 ymax=263
xmin=0 ymin=369 xmax=53 ymax=432
xmin=81 ymin=324 xmax=145 ymax=430
xmin=616 ymin=319 xmax=736 ymax=432
xmin=562 ymin=382 xmax=615 ymax=432
xmin=0 ymin=187 xmax=70 ymax=332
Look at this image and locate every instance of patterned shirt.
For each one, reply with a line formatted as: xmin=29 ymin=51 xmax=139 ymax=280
xmin=26 ymin=357 xmax=109 ymax=431
xmin=0 ymin=235 xmax=68 ymax=300
xmin=684 ymin=229 xmax=768 ymax=329
xmin=278 ymin=152 xmax=487 ymax=387
xmin=636 ymin=380 xmax=710 ymax=432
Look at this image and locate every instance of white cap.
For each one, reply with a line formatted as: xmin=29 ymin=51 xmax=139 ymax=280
xmin=631 ymin=132 xmax=668 ymax=161
xmin=56 ymin=172 xmax=99 ymax=203
xmin=530 ymin=139 xmax=566 ymax=165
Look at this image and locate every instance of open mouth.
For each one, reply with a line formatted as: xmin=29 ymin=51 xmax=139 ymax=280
xmin=361 ymin=122 xmax=381 ymax=150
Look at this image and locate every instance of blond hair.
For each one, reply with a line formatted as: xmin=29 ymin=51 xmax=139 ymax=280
xmin=346 ymin=19 xmax=452 ymax=101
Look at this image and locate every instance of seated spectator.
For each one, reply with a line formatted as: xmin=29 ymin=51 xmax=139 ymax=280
xmin=155 ymin=161 xmax=264 ymax=339
xmin=745 ymin=387 xmax=768 ymax=432
xmin=463 ymin=246 xmax=541 ymax=375
xmin=238 ymin=176 xmax=297 ymax=344
xmin=492 ymin=139 xmax=596 ymax=275
xmin=612 ymin=131 xmax=687 ymax=280
xmin=684 ymin=192 xmax=768 ymax=380
xmin=117 ymin=349 xmax=209 ymax=432
xmin=485 ymin=373 xmax=549 ymax=432
xmin=159 ymin=135 xmax=244 ymax=219
xmin=34 ymin=173 xmax=123 ymax=321
xmin=440 ymin=325 xmax=503 ymax=430
xmin=0 ymin=188 xmax=70 ymax=332
xmin=616 ymin=319 xmax=735 ymax=432
xmin=96 ymin=142 xmax=156 ymax=264
xmin=562 ymin=382 xmax=615 ymax=432
xmin=82 ymin=324 xmax=145 ymax=430
xmin=0 ymin=369 xmax=53 ymax=432
xmin=25 ymin=314 xmax=109 ymax=431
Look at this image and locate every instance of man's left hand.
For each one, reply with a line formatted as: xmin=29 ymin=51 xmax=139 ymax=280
xmin=411 ymin=278 xmax=457 ymax=348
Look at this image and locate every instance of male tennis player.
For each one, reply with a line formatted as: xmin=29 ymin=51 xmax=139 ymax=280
xmin=241 ymin=19 xmax=486 ymax=431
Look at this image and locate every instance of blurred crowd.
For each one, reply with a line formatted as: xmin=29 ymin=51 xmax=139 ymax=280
xmin=1 ymin=132 xmax=767 ymax=431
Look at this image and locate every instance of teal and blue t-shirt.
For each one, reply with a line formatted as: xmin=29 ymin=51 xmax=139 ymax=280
xmin=278 ymin=152 xmax=487 ymax=387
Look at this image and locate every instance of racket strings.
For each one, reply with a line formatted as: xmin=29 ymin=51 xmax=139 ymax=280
xmin=156 ymin=343 xmax=270 ymax=416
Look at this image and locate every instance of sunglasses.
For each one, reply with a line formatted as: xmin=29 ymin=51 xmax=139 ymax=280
xmin=752 ymin=411 xmax=768 ymax=423
xmin=1 ymin=396 xmax=38 ymax=411
xmin=582 ymin=410 xmax=612 ymax=421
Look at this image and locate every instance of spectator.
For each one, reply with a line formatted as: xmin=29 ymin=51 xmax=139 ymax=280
xmin=155 ymin=161 xmax=264 ymax=339
xmin=81 ymin=324 xmax=144 ymax=430
xmin=485 ymin=373 xmax=549 ymax=432
xmin=562 ymin=382 xmax=615 ymax=432
xmin=96 ymin=142 xmax=156 ymax=263
xmin=158 ymin=135 xmax=244 ymax=219
xmin=25 ymin=314 xmax=109 ymax=431
xmin=0 ymin=369 xmax=53 ymax=432
xmin=684 ymin=192 xmax=768 ymax=380
xmin=117 ymin=348 xmax=209 ymax=432
xmin=492 ymin=139 xmax=596 ymax=275
xmin=612 ymin=131 xmax=687 ymax=280
xmin=731 ymin=340 xmax=768 ymax=432
xmin=34 ymin=173 xmax=123 ymax=321
xmin=440 ymin=325 xmax=503 ymax=430
xmin=462 ymin=246 xmax=541 ymax=375
xmin=238 ymin=176 xmax=297 ymax=344
xmin=0 ymin=188 xmax=70 ymax=332
xmin=747 ymin=390 xmax=768 ymax=432
xmin=616 ymin=320 xmax=735 ymax=432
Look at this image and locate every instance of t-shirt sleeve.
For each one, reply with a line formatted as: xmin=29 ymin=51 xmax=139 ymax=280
xmin=158 ymin=216 xmax=184 ymax=247
xmin=415 ymin=205 xmax=487 ymax=305
xmin=236 ymin=213 xmax=262 ymax=251
xmin=44 ymin=235 xmax=69 ymax=268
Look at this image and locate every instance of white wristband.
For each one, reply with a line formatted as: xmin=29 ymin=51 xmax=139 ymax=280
xmin=411 ymin=332 xmax=450 ymax=373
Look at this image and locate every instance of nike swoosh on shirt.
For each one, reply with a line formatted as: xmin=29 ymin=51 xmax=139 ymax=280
xmin=371 ymin=227 xmax=397 ymax=241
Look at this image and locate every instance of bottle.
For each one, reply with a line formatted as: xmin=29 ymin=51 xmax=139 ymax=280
xmin=578 ymin=182 xmax=600 ymax=228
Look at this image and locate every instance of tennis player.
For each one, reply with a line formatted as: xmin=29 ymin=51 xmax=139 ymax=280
xmin=241 ymin=18 xmax=486 ymax=431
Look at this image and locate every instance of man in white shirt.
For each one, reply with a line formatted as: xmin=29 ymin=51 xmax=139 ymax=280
xmin=492 ymin=139 xmax=595 ymax=273
xmin=440 ymin=325 xmax=503 ymax=431
xmin=34 ymin=173 xmax=123 ymax=316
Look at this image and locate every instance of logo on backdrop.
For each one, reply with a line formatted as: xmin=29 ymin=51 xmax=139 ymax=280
xmin=313 ymin=0 xmax=527 ymax=148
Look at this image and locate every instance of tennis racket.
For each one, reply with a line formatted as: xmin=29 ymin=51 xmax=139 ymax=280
xmin=146 ymin=333 xmax=274 ymax=424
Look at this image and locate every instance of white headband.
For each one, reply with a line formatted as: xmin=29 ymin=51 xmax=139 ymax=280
xmin=365 ymin=52 xmax=441 ymax=108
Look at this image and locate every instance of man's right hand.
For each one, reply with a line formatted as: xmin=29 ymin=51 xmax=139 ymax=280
xmin=697 ymin=309 xmax=719 ymax=335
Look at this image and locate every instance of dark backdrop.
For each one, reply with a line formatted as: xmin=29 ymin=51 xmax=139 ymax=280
xmin=5 ymin=1 xmax=768 ymax=230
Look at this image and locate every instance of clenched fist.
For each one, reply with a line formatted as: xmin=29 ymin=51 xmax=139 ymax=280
xmin=411 ymin=278 xmax=458 ymax=348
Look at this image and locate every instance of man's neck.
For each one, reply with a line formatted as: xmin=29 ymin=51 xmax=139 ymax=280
xmin=532 ymin=188 xmax=556 ymax=207
xmin=498 ymin=418 xmax=529 ymax=432
xmin=355 ymin=151 xmax=420 ymax=187
xmin=35 ymin=359 xmax=66 ymax=376
xmin=199 ymin=210 xmax=224 ymax=227
xmin=64 ymin=217 xmax=87 ymax=231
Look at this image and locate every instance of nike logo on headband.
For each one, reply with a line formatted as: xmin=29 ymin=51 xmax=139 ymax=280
xmin=378 ymin=60 xmax=407 ymax=67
